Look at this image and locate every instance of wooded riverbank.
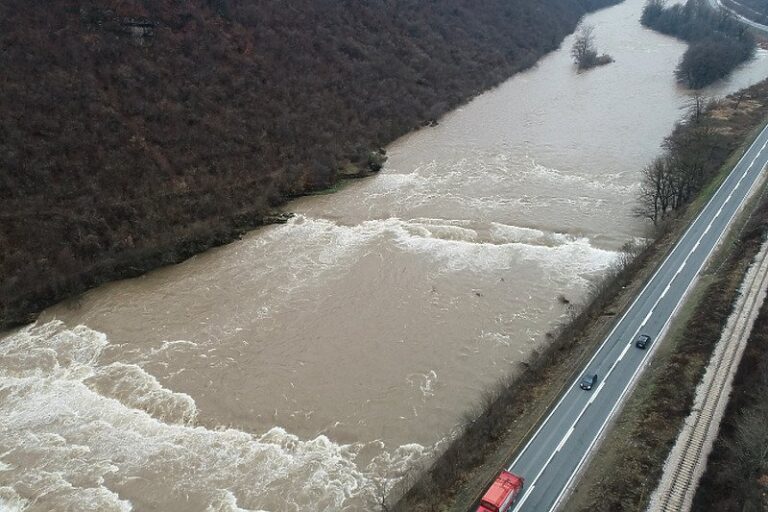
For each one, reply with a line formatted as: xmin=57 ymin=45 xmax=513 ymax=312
xmin=394 ymin=77 xmax=768 ymax=512
xmin=0 ymin=0 xmax=620 ymax=329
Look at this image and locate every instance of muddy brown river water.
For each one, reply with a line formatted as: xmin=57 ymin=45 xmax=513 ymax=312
xmin=2 ymin=0 xmax=768 ymax=510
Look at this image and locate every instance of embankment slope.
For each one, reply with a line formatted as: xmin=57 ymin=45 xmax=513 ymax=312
xmin=0 ymin=0 xmax=620 ymax=327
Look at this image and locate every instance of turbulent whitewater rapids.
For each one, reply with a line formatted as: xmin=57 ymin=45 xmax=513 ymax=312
xmin=0 ymin=321 xmax=428 ymax=511
xmin=3 ymin=0 xmax=768 ymax=510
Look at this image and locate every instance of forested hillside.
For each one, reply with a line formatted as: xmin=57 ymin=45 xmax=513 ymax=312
xmin=0 ymin=0 xmax=620 ymax=327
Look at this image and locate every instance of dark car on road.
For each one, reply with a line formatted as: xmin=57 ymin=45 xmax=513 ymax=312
xmin=579 ymin=373 xmax=598 ymax=391
xmin=635 ymin=334 xmax=652 ymax=349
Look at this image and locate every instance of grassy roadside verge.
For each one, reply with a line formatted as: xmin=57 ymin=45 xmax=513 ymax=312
xmin=567 ymin=177 xmax=768 ymax=512
xmin=690 ymin=224 xmax=768 ymax=509
xmin=392 ymin=80 xmax=768 ymax=512
xmin=390 ymin=231 xmax=668 ymax=512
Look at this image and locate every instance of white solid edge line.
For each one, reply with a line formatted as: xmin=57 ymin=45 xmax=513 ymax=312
xmin=516 ymin=327 xmax=629 ymax=502
xmin=505 ymin=124 xmax=768 ymax=473
xmin=514 ymin=484 xmax=534 ymax=510
xmin=516 ymin=335 xmax=628 ymax=505
xmin=544 ymin=131 xmax=768 ymax=512
xmin=514 ymin=425 xmax=575 ymax=512
xmin=513 ymin=391 xmax=596 ymax=512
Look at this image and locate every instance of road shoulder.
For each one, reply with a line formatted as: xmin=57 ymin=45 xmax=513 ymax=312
xmin=565 ymin=150 xmax=768 ymax=512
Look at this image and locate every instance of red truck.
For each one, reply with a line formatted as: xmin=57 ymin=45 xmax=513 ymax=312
xmin=476 ymin=470 xmax=525 ymax=512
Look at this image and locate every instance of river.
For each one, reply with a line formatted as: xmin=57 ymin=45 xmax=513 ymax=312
xmin=2 ymin=0 xmax=768 ymax=510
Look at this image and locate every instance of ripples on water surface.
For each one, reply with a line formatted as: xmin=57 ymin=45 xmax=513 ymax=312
xmin=3 ymin=0 xmax=768 ymax=509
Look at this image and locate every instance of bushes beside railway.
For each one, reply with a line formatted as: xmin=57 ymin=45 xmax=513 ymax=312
xmin=692 ymin=200 xmax=768 ymax=511
xmin=565 ymin=76 xmax=768 ymax=511
xmin=393 ymin=77 xmax=768 ymax=512
xmin=571 ymin=163 xmax=768 ymax=511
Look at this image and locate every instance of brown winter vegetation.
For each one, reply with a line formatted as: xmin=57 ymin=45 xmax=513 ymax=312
xmin=692 ymin=229 xmax=768 ymax=511
xmin=638 ymin=79 xmax=768 ymax=224
xmin=571 ymin=24 xmax=614 ymax=71
xmin=569 ymin=180 xmax=768 ymax=512
xmin=390 ymin=232 xmax=677 ymax=512
xmin=0 ymin=0 xmax=623 ymax=329
xmin=567 ymin=99 xmax=768 ymax=512
xmin=393 ymin=78 xmax=768 ymax=512
xmin=641 ymin=0 xmax=755 ymax=89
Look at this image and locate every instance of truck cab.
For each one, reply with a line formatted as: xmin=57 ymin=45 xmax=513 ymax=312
xmin=477 ymin=470 xmax=524 ymax=512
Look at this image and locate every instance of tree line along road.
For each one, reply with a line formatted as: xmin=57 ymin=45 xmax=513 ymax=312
xmin=473 ymin=122 xmax=768 ymax=512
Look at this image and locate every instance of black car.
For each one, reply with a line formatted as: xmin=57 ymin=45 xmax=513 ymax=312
xmin=579 ymin=373 xmax=598 ymax=391
xmin=635 ymin=334 xmax=652 ymax=349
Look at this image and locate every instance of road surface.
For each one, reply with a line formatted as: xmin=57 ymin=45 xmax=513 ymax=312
xmin=708 ymin=0 xmax=768 ymax=34
xmin=494 ymin=123 xmax=768 ymax=512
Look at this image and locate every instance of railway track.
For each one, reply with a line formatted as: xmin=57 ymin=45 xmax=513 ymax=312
xmin=650 ymin=238 xmax=768 ymax=512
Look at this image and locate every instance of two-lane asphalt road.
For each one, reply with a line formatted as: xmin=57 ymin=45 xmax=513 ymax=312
xmin=499 ymin=122 xmax=768 ymax=512
xmin=707 ymin=0 xmax=768 ymax=34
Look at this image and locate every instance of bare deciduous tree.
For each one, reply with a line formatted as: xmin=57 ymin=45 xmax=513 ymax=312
xmin=571 ymin=24 xmax=597 ymax=68
xmin=367 ymin=478 xmax=391 ymax=512
xmin=637 ymin=156 xmax=675 ymax=224
xmin=684 ymin=93 xmax=706 ymax=123
xmin=571 ymin=24 xmax=613 ymax=70
xmin=636 ymin=104 xmax=720 ymax=225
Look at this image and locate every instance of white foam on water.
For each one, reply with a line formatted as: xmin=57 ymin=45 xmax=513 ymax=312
xmin=369 ymin=171 xmax=422 ymax=190
xmin=394 ymin=218 xmax=619 ymax=280
xmin=247 ymin=215 xmax=399 ymax=298
xmin=489 ymin=222 xmax=570 ymax=247
xmin=408 ymin=217 xmax=475 ymax=228
xmin=156 ymin=339 xmax=199 ymax=352
xmin=523 ymin=156 xmax=638 ymax=195
xmin=142 ymin=339 xmax=202 ymax=366
xmin=0 ymin=487 xmax=28 ymax=512
xmin=254 ymin=213 xmax=617 ymax=301
xmin=205 ymin=490 xmax=260 ymax=512
xmin=263 ymin=215 xmax=618 ymax=285
xmin=85 ymin=362 xmax=197 ymax=425
xmin=382 ymin=154 xmax=637 ymax=210
xmin=364 ymin=158 xmax=516 ymax=213
xmin=0 ymin=322 xmax=429 ymax=512
xmin=524 ymin=236 xmax=618 ymax=280
xmin=404 ymin=218 xmax=479 ymax=243
xmin=406 ymin=371 xmax=439 ymax=399
xmin=478 ymin=331 xmax=512 ymax=347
